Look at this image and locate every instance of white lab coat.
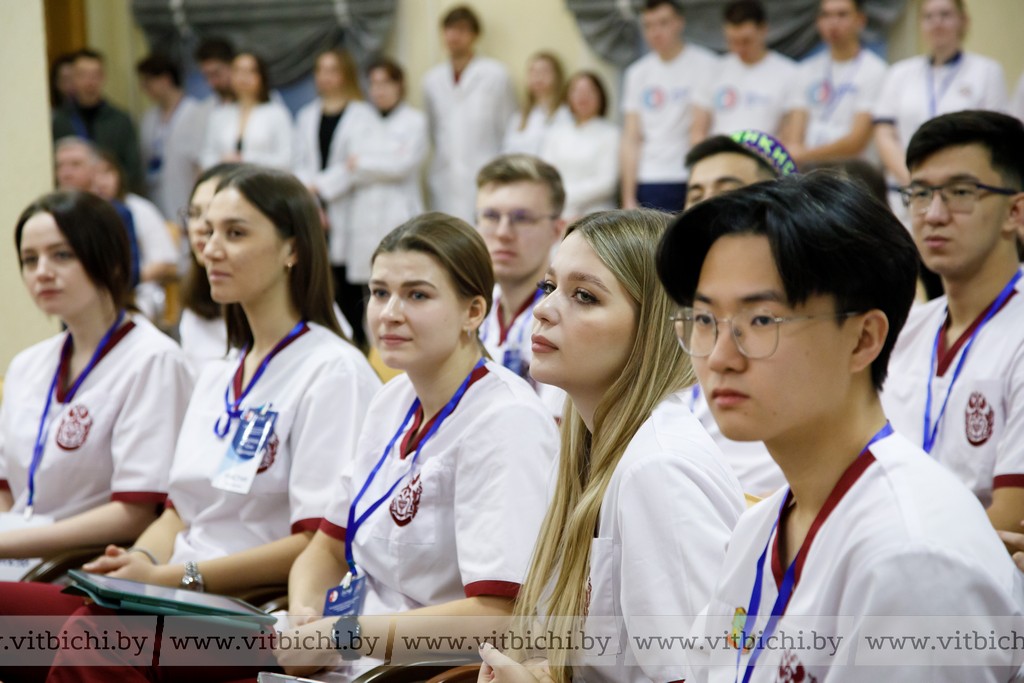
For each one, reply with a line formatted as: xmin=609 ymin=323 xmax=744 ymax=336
xmin=423 ymin=56 xmax=516 ymax=222
xmin=293 ymin=98 xmax=378 ymax=266
xmin=200 ymin=101 xmax=294 ymax=171
xmin=345 ymin=103 xmax=428 ymax=282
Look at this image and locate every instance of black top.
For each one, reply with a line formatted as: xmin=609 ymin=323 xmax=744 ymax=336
xmin=319 ymin=108 xmax=345 ymax=170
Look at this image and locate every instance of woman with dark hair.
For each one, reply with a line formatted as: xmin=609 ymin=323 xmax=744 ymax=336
xmin=274 ymin=212 xmax=558 ymax=678
xmin=293 ymin=48 xmax=377 ymax=348
xmin=201 ymin=52 xmax=293 ymax=170
xmin=540 ymin=72 xmax=620 ymax=221
xmin=0 ymin=168 xmax=381 ymax=682
xmin=177 ymin=163 xmax=239 ymax=372
xmin=0 ymin=191 xmax=192 ymax=572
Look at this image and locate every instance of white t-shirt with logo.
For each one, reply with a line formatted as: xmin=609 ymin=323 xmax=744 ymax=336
xmin=622 ymin=45 xmax=719 ymax=184
xmin=790 ymin=49 xmax=889 ymax=157
xmin=696 ymin=51 xmax=799 ymax=137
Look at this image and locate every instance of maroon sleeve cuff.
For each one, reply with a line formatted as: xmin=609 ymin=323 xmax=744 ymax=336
xmin=0 ymin=480 xmax=9 ymax=492
xmin=993 ymin=475 xmax=1024 ymax=490
xmin=111 ymin=491 xmax=168 ymax=504
xmin=318 ymin=519 xmax=347 ymax=541
xmin=292 ymin=518 xmax=323 ymax=534
xmin=165 ymin=498 xmax=176 ymax=510
xmin=464 ymin=580 xmax=521 ymax=599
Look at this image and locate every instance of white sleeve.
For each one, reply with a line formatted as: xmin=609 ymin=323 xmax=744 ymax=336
xmin=980 ymin=60 xmax=1009 ymax=113
xmin=854 ymin=59 xmax=887 ymax=114
xmin=617 ymin=453 xmax=736 ymax=682
xmin=200 ymin=108 xmax=226 ymax=170
xmin=110 ymin=350 xmax=193 ymax=498
xmin=1013 ymin=72 xmax=1024 ymax=122
xmin=621 ymin=64 xmax=642 ymax=114
xmin=131 ymin=198 xmax=177 ymax=266
xmin=563 ymin=125 xmax=621 ymax=209
xmin=833 ymin=547 xmax=1020 ymax=682
xmin=292 ymin=107 xmax=315 ymax=185
xmin=993 ymin=344 xmax=1024 ymax=486
xmin=453 ymin=400 xmax=558 ymax=596
xmin=247 ymin=105 xmax=294 ymax=170
xmin=873 ymin=64 xmax=902 ymax=122
xmin=286 ymin=357 xmax=379 ymax=530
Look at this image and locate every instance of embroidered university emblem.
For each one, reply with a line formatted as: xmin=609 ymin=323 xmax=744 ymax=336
xmin=55 ymin=405 xmax=93 ymax=450
xmin=728 ymin=607 xmax=751 ymax=652
xmin=390 ymin=474 xmax=422 ymax=526
xmin=965 ymin=391 xmax=995 ymax=446
xmin=777 ymin=650 xmax=818 ymax=683
xmin=257 ymin=434 xmax=279 ymax=473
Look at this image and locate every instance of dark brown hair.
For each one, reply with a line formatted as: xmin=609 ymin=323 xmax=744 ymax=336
xmin=15 ymin=191 xmax=133 ymax=312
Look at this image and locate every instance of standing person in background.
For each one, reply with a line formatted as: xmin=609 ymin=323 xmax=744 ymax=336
xmin=692 ymin=0 xmax=798 ymax=140
xmin=423 ymin=5 xmax=516 ymax=222
xmin=195 ymin=37 xmax=237 ymax=107
xmin=620 ymin=0 xmax=717 ymax=213
xmin=136 ymin=53 xmax=206 ymax=221
xmin=474 ymin=155 xmax=567 ymax=419
xmin=294 ymin=48 xmax=377 ymax=349
xmin=873 ymin=0 xmax=1006 ymax=218
xmin=49 ymin=53 xmax=77 ymax=113
xmin=541 ymin=72 xmax=620 ymax=221
xmin=201 ymin=52 xmax=293 ymax=170
xmin=344 ymin=58 xmax=429 ymax=330
xmin=1012 ymin=71 xmax=1024 ymax=123
xmin=781 ymin=0 xmax=888 ymax=166
xmin=502 ymin=52 xmax=570 ymax=156
xmin=52 ymin=49 xmax=145 ymax=194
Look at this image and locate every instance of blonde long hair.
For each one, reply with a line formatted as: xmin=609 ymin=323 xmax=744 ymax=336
xmin=518 ymin=52 xmax=565 ymax=131
xmin=513 ymin=209 xmax=694 ymax=681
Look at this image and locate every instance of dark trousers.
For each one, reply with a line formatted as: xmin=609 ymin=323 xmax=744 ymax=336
xmin=332 ymin=265 xmax=369 ymax=351
xmin=636 ymin=182 xmax=687 ymax=214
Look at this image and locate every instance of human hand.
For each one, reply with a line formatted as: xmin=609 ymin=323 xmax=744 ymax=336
xmin=477 ymin=643 xmax=553 ymax=683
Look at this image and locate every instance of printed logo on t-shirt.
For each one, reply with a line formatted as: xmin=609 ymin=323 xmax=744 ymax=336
xmin=807 ymin=80 xmax=831 ymax=106
xmin=390 ymin=474 xmax=422 ymax=526
xmin=965 ymin=391 xmax=995 ymax=446
xmin=643 ymin=86 xmax=666 ymax=109
xmin=55 ymin=405 xmax=93 ymax=451
xmin=256 ymin=433 xmax=279 ymax=473
xmin=714 ymin=87 xmax=739 ymax=111
xmin=777 ymin=650 xmax=818 ymax=683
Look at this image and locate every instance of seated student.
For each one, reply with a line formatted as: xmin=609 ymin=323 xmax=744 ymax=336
xmin=474 ymin=155 xmax=568 ymax=418
xmin=476 ymin=209 xmax=745 ymax=683
xmin=1 ymin=167 xmax=381 ymax=682
xmin=683 ymin=131 xmax=792 ymax=497
xmin=0 ymin=191 xmax=191 ymax=574
xmin=178 ymin=163 xmax=240 ymax=374
xmin=659 ymin=173 xmax=1022 ymax=681
xmin=274 ymin=212 xmax=560 ymax=677
xmin=881 ymin=111 xmax=1024 ymax=535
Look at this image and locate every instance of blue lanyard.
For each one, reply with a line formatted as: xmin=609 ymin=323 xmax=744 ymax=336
xmin=26 ymin=311 xmax=126 ymax=515
xmin=819 ymin=52 xmax=863 ymax=123
xmin=735 ymin=422 xmax=893 ymax=683
xmin=213 ymin=321 xmax=308 ymax=438
xmin=344 ymin=358 xmax=485 ymax=575
xmin=927 ymin=53 xmax=963 ymax=118
xmin=923 ymin=271 xmax=1020 ymax=454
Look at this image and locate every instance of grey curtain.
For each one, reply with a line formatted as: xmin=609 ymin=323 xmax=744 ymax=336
xmin=131 ymin=0 xmax=397 ymax=86
xmin=565 ymin=0 xmax=909 ymax=68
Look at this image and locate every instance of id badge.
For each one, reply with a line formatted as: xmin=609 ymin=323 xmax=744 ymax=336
xmin=323 ymin=571 xmax=367 ymax=617
xmin=502 ymin=347 xmax=525 ymax=378
xmin=212 ymin=404 xmax=278 ymax=494
xmin=0 ymin=512 xmax=55 ymax=581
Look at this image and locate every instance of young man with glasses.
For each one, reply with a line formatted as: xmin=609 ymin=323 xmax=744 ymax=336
xmin=474 ymin=155 xmax=567 ymax=417
xmin=881 ymin=110 xmax=1024 ymax=535
xmin=659 ymin=171 xmax=1022 ymax=682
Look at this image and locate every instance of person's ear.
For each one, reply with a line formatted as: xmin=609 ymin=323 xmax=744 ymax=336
xmin=465 ymin=294 xmax=488 ymax=335
xmin=848 ymin=309 xmax=889 ymax=376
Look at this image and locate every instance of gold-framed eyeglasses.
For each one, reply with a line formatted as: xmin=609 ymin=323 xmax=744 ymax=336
xmin=669 ymin=307 xmax=861 ymax=359
xmin=898 ymin=181 xmax=1018 ymax=215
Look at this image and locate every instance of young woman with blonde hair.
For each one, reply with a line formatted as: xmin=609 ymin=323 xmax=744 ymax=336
xmin=502 ymin=52 xmax=570 ymax=155
xmin=478 ymin=209 xmax=745 ymax=683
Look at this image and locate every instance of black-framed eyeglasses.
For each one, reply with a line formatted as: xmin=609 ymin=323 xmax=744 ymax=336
xmin=669 ymin=307 xmax=861 ymax=359
xmin=898 ymin=181 xmax=1019 ymax=214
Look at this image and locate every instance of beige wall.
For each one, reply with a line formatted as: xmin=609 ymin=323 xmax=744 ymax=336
xmin=0 ymin=0 xmax=60 ymax=376
xmin=86 ymin=0 xmax=149 ymax=119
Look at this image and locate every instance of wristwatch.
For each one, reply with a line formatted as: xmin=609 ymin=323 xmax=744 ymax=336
xmin=333 ymin=615 xmax=362 ymax=661
xmin=180 ymin=560 xmax=205 ymax=592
